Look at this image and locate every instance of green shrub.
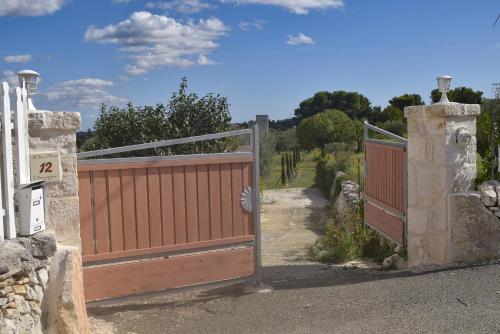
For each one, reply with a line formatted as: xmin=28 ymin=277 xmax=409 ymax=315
xmin=323 ymin=142 xmax=353 ymax=154
xmin=274 ymin=128 xmax=298 ymax=153
xmin=313 ymin=205 xmax=398 ymax=264
xmin=315 ymin=155 xmax=336 ymax=195
xmin=314 ymin=151 xmax=356 ymax=197
xmin=475 ymin=152 xmax=490 ymax=185
xmin=259 ymin=131 xmax=276 ymax=178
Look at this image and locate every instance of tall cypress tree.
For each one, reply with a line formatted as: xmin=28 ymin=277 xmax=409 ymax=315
xmin=285 ymin=153 xmax=293 ymax=181
xmin=281 ymin=153 xmax=287 ymax=185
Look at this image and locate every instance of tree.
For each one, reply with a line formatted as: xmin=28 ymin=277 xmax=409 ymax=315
xmin=286 ymin=153 xmax=292 ymax=180
xmin=274 ymin=128 xmax=298 ymax=153
xmin=294 ymin=91 xmax=373 ymax=121
xmin=281 ymin=153 xmax=287 ymax=185
xmin=430 ymin=87 xmax=483 ymax=104
xmin=388 ymin=94 xmax=424 ymax=111
xmin=296 ymin=109 xmax=358 ymax=150
xmin=81 ymin=78 xmax=232 ymax=156
xmin=372 ymin=106 xmax=404 ymax=124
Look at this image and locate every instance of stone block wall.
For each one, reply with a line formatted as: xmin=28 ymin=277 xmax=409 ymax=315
xmin=0 ymin=233 xmax=56 ymax=333
xmin=28 ymin=111 xmax=81 ymax=247
xmin=26 ymin=111 xmax=89 ymax=333
xmin=404 ymin=102 xmax=500 ymax=267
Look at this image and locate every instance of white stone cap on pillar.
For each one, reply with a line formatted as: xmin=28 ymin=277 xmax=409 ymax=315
xmin=404 ymin=103 xmax=481 ymax=119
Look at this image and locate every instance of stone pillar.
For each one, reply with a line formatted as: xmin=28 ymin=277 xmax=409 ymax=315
xmin=255 ymin=115 xmax=269 ymax=133
xmin=404 ymin=103 xmax=480 ymax=267
xmin=28 ymin=111 xmax=90 ymax=333
xmin=29 ymin=111 xmax=81 ymax=247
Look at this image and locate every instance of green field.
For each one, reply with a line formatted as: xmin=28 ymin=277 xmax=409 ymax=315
xmin=262 ymin=151 xmax=364 ymax=191
xmin=262 ymin=151 xmax=317 ymax=190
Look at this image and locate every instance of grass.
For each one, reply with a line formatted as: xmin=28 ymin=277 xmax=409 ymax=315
xmin=262 ymin=151 xmax=317 ymax=190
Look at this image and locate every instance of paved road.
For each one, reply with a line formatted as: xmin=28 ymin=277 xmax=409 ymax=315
xmin=89 ymin=262 xmax=500 ymax=334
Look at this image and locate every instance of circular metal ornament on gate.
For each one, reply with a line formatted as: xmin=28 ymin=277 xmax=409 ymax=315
xmin=240 ymin=186 xmax=253 ymax=213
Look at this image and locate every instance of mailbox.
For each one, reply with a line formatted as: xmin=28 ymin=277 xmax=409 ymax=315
xmin=18 ymin=181 xmax=45 ymax=236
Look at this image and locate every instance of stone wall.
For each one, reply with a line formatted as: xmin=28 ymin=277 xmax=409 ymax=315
xmin=404 ymin=102 xmax=500 ymax=267
xmin=27 ymin=111 xmax=89 ymax=333
xmin=334 ymin=176 xmax=360 ymax=223
xmin=0 ymin=233 xmax=55 ymax=333
xmin=28 ymin=111 xmax=81 ymax=248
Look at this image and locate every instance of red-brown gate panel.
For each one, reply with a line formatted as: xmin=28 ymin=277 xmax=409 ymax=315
xmin=78 ymin=154 xmax=256 ymax=302
xmin=364 ymin=141 xmax=406 ymax=244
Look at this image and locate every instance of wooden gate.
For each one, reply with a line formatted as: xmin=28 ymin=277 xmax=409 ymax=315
xmin=364 ymin=121 xmax=407 ymax=244
xmin=77 ymin=128 xmax=261 ymax=302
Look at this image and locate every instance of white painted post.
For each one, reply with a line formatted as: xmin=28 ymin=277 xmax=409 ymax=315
xmin=1 ymin=82 xmax=16 ymax=239
xmin=15 ymin=86 xmax=30 ymax=185
xmin=0 ymin=85 xmax=4 ymax=241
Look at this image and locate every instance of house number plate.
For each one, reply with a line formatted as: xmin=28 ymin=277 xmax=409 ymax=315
xmin=30 ymin=152 xmax=62 ymax=183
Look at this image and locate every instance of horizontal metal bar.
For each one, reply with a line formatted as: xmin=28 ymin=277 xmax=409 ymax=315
xmin=365 ymin=138 xmax=407 ymax=148
xmin=364 ymin=121 xmax=407 ymax=143
xmin=77 ymin=128 xmax=253 ymax=159
xmin=77 ymin=152 xmax=253 ymax=165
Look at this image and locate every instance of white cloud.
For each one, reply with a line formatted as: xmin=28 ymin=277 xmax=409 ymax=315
xmin=198 ymin=54 xmax=215 ymax=65
xmin=1 ymin=70 xmax=19 ymax=87
xmin=4 ymin=54 xmax=32 ymax=64
xmin=238 ymin=19 xmax=265 ymax=31
xmin=0 ymin=0 xmax=66 ymax=16
xmin=286 ymin=33 xmax=315 ymax=45
xmin=85 ymin=11 xmax=229 ymax=75
xmin=43 ymin=78 xmax=127 ymax=109
xmin=146 ymin=0 xmax=212 ymax=14
xmin=223 ymin=0 xmax=343 ymax=14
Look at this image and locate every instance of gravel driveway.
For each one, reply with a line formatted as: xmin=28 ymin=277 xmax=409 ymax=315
xmin=260 ymin=187 xmax=329 ymax=266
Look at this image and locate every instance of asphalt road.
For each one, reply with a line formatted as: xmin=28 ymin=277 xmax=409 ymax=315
xmin=88 ymin=262 xmax=500 ymax=334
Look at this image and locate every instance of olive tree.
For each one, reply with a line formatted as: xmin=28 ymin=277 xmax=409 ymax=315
xmin=81 ymin=78 xmax=232 ymax=156
xmin=296 ymin=109 xmax=358 ymax=150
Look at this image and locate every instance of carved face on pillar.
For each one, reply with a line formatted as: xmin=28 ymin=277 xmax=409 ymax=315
xmin=455 ymin=127 xmax=472 ymax=147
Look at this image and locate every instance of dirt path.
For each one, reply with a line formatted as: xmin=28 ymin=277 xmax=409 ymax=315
xmin=261 ymin=187 xmax=329 ymax=266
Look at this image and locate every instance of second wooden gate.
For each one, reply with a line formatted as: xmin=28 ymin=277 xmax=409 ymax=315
xmin=77 ymin=128 xmax=261 ymax=302
xmin=364 ymin=121 xmax=407 ymax=244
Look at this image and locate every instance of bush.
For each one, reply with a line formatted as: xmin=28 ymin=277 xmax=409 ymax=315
xmin=314 ymin=151 xmax=357 ymax=197
xmin=323 ymin=142 xmax=353 ymax=154
xmin=475 ymin=153 xmax=490 ymax=185
xmin=274 ymin=128 xmax=298 ymax=153
xmin=259 ymin=131 xmax=276 ymax=178
xmin=313 ymin=206 xmax=398 ymax=264
xmin=315 ymin=155 xmax=337 ymax=195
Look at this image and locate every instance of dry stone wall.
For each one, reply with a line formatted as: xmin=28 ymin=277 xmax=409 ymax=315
xmin=0 ymin=233 xmax=56 ymax=334
xmin=479 ymin=180 xmax=500 ymax=216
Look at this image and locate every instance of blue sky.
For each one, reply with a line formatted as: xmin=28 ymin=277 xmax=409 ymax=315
xmin=1 ymin=0 xmax=500 ymax=129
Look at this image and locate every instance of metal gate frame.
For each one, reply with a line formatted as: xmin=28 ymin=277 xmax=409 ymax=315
xmin=363 ymin=121 xmax=407 ymax=245
xmin=77 ymin=125 xmax=261 ymax=302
